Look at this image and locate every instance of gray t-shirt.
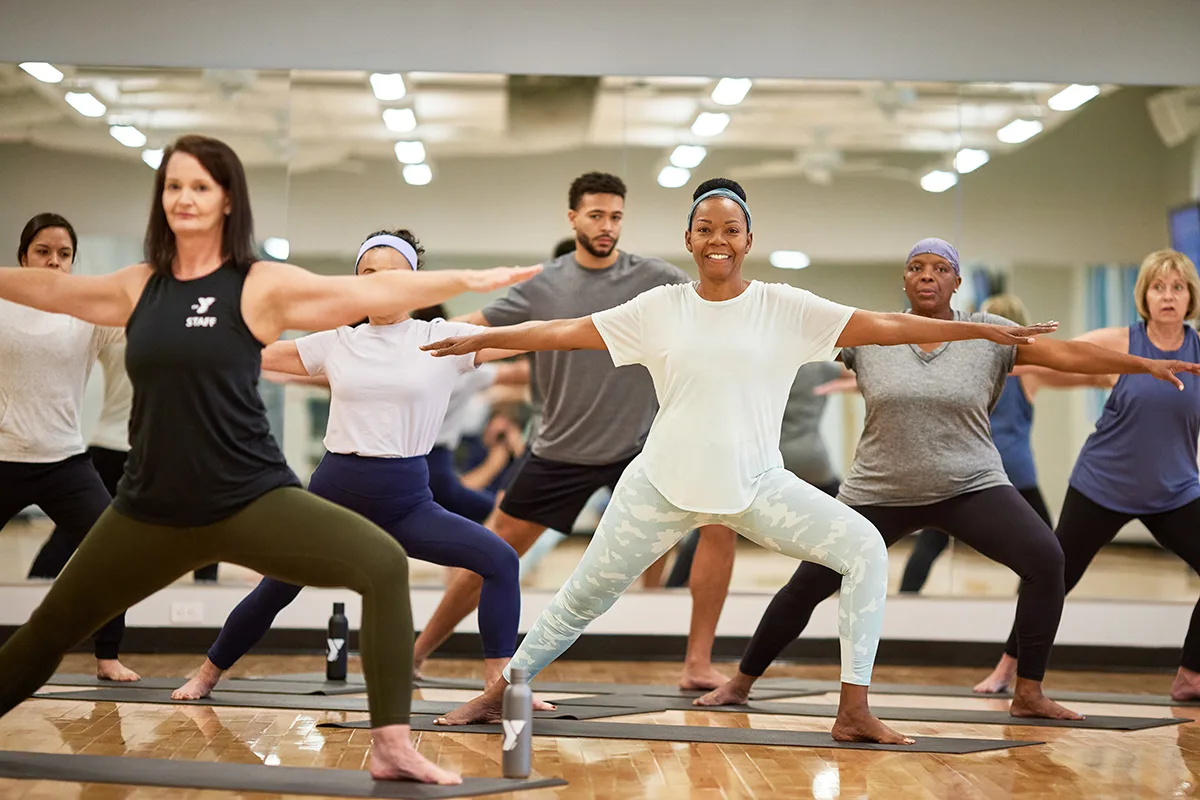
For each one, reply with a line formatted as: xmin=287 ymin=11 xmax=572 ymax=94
xmin=482 ymin=251 xmax=688 ymax=464
xmin=837 ymin=311 xmax=1017 ymax=507
xmin=779 ymin=361 xmax=844 ymax=486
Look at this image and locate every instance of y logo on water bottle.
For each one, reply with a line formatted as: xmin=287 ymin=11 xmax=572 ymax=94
xmin=326 ymin=638 xmax=345 ymax=662
xmin=501 ymin=719 xmax=527 ymax=750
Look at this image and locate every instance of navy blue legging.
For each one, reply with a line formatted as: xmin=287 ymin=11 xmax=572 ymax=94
xmin=208 ymin=452 xmax=520 ymax=667
xmin=425 ymin=445 xmax=496 ymax=525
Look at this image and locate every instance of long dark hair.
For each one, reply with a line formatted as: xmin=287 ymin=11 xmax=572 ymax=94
xmin=18 ymin=213 xmax=78 ymax=263
xmin=143 ymin=135 xmax=256 ymax=275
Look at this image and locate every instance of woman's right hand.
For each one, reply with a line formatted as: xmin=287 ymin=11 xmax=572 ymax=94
xmin=463 ymin=265 xmax=542 ymax=293
xmin=984 ymin=321 xmax=1059 ymax=345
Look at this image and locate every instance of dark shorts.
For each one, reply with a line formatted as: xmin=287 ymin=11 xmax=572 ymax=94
xmin=498 ymin=451 xmax=637 ymax=533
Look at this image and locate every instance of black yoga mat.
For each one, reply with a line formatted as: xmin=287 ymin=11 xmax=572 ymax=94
xmin=392 ymin=717 xmax=1038 ymax=754
xmin=43 ymin=673 xmax=365 ymax=695
xmin=32 ymin=687 xmax=660 ymax=720
xmin=0 ymin=750 xmax=565 ymax=799
xmin=261 ymin=673 xmax=806 ymax=701
xmin=554 ymin=694 xmax=1186 ymax=731
xmin=757 ymin=678 xmax=1200 ymax=708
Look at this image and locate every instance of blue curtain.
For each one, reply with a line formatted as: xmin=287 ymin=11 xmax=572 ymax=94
xmin=1085 ymin=264 xmax=1139 ymax=418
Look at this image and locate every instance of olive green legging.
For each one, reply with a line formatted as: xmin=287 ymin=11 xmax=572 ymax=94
xmin=0 ymin=486 xmax=413 ymax=727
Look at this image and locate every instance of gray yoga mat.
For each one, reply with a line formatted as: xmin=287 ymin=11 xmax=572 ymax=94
xmin=265 ymin=672 xmax=809 ymax=700
xmin=44 ymin=673 xmax=366 ymax=695
xmin=757 ymin=678 xmax=1200 ymax=708
xmin=0 ymin=750 xmax=565 ymax=799
xmin=554 ymin=694 xmax=1186 ymax=731
xmin=393 ymin=717 xmax=1038 ymax=754
xmin=32 ymin=687 xmax=659 ymax=720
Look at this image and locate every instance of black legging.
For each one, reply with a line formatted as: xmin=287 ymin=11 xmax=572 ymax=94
xmin=899 ymin=486 xmax=1052 ymax=593
xmin=1 ymin=453 xmax=125 ymax=660
xmin=665 ymin=479 xmax=841 ymax=588
xmin=1003 ymin=487 xmax=1200 ymax=671
xmin=36 ymin=446 xmax=219 ymax=583
xmin=740 ymin=485 xmax=1065 ymax=682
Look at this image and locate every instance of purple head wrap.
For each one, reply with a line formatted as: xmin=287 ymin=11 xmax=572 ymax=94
xmin=907 ymin=238 xmax=960 ymax=275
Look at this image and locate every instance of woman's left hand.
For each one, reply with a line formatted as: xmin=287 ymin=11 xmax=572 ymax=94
xmin=422 ymin=335 xmax=485 ymax=357
xmin=1147 ymin=359 xmax=1200 ymax=390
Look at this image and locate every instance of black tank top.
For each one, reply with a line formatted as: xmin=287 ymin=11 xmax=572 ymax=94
xmin=113 ymin=263 xmax=299 ymax=526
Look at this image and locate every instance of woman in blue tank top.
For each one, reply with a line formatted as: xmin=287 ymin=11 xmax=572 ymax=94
xmin=899 ymin=293 xmax=1116 ymax=594
xmin=978 ymin=250 xmax=1200 ymax=698
xmin=0 ymin=134 xmax=539 ymax=785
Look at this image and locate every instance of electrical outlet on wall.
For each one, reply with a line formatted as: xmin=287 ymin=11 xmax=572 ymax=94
xmin=169 ymin=602 xmax=203 ymax=625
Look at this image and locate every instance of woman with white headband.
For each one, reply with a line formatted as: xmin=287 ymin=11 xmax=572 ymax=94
xmin=172 ymin=228 xmax=526 ymax=700
xmin=415 ymin=178 xmax=1068 ymax=743
xmin=694 ymin=236 xmax=1199 ymax=722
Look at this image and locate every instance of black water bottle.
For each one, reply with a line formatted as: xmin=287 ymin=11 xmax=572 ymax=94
xmin=326 ymin=602 xmax=349 ymax=682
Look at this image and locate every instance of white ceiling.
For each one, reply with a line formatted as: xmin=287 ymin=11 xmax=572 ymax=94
xmin=0 ymin=62 xmax=1114 ymax=187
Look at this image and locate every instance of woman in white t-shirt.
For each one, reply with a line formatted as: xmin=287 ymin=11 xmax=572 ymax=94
xmin=419 ymin=178 xmax=1056 ymax=744
xmin=171 ymin=229 xmax=524 ymax=701
xmin=0 ymin=213 xmax=138 ymax=682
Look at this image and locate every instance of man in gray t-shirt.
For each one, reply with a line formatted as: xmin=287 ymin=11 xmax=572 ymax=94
xmin=413 ymin=172 xmax=739 ymax=690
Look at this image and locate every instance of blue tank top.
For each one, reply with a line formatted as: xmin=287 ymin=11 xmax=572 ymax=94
xmin=990 ymin=376 xmax=1037 ymax=490
xmin=1070 ymin=323 xmax=1200 ymax=514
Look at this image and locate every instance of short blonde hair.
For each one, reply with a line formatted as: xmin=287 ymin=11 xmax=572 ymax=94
xmin=1134 ymin=249 xmax=1200 ymax=321
xmin=980 ymin=293 xmax=1030 ymax=327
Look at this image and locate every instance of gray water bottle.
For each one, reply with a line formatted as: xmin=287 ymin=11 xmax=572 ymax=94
xmin=501 ymin=667 xmax=533 ymax=778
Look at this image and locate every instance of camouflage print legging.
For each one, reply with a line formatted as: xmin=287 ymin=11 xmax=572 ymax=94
xmin=505 ymin=455 xmax=889 ymax=686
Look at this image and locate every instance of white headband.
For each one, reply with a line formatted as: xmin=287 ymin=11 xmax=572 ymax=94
xmin=355 ymin=235 xmax=418 ymax=272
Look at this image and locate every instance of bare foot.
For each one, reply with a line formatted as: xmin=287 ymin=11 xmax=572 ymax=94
xmin=369 ymin=724 xmax=461 ymax=784
xmin=694 ymin=675 xmax=753 ymax=707
xmin=1171 ymin=668 xmax=1200 ymax=702
xmin=96 ymin=659 xmax=140 ymax=682
xmin=435 ymin=686 xmax=504 ymax=726
xmin=1010 ymin=683 xmax=1084 ymax=720
xmin=679 ymin=664 xmax=729 ymax=691
xmin=973 ymin=654 xmax=1017 ymax=694
xmin=171 ymin=659 xmax=224 ymax=700
xmin=831 ymin=709 xmax=915 ymax=745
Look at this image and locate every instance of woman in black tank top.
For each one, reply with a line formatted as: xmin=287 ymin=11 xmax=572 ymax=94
xmin=0 ymin=134 xmax=538 ymax=785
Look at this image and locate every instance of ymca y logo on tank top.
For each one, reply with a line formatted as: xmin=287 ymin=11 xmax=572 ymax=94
xmin=187 ymin=296 xmax=217 ymax=327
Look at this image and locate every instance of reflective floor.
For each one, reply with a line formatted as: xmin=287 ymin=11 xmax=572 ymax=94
xmin=0 ymin=654 xmax=1197 ymax=799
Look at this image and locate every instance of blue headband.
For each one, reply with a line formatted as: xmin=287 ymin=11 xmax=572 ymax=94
xmin=355 ymin=235 xmax=418 ymax=273
xmin=907 ymin=237 xmax=960 ymax=275
xmin=687 ymin=188 xmax=752 ymax=232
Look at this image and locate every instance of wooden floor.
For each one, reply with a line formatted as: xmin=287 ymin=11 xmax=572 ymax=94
xmin=0 ymin=654 xmax=1197 ymax=799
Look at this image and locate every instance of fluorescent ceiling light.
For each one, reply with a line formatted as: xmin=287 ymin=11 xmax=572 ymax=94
xmin=996 ymin=119 xmax=1043 ymax=144
xmin=1048 ymin=84 xmax=1100 ymax=112
xmin=769 ymin=250 xmax=810 ymax=270
xmin=711 ymin=78 xmax=752 ymax=106
xmin=263 ymin=238 xmax=290 ymax=260
xmin=920 ymin=170 xmax=958 ymax=193
xmin=657 ymin=165 xmax=691 ymax=188
xmin=691 ymin=112 xmax=730 ymax=137
xmin=141 ymin=148 xmax=163 ymax=169
xmin=403 ymin=163 xmax=433 ymax=185
xmin=109 ymin=125 xmax=147 ymax=148
xmin=953 ymin=148 xmax=990 ymax=174
xmin=669 ymin=145 xmax=707 ymax=169
xmin=369 ymin=72 xmax=406 ymax=101
xmin=64 ymin=91 xmax=106 ymax=118
xmin=18 ymin=62 xmax=63 ymax=83
xmin=383 ymin=108 xmax=417 ymax=132
xmin=393 ymin=141 xmax=426 ymax=165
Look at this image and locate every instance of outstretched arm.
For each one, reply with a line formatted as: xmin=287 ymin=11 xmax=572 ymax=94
xmin=246 ymin=262 xmax=541 ymax=341
xmin=1016 ymin=335 xmax=1200 ymax=390
xmin=261 ymin=341 xmax=307 ymax=375
xmin=421 ymin=317 xmax=606 ymax=357
xmin=836 ymin=309 xmax=1057 ymax=348
xmin=0 ymin=264 xmax=149 ymax=327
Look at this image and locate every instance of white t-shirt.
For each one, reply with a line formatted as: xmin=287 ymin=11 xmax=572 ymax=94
xmin=89 ymin=341 xmax=134 ymax=452
xmin=0 ymin=298 xmax=123 ymax=463
xmin=436 ymin=364 xmax=498 ymax=449
xmin=295 ymin=319 xmax=481 ymax=458
xmin=591 ymin=281 xmax=855 ymax=513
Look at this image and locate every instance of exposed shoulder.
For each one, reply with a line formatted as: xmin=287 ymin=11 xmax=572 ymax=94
xmin=1074 ymin=325 xmax=1129 ymax=351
